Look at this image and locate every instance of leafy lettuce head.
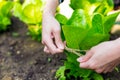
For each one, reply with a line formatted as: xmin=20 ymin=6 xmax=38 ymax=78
xmin=70 ymin=0 xmax=114 ymax=15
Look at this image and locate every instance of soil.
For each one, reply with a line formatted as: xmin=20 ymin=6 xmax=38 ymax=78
xmin=0 ymin=17 xmax=120 ymax=80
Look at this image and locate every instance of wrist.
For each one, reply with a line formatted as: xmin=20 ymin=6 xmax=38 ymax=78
xmin=43 ymin=0 xmax=59 ymax=17
xmin=43 ymin=10 xmax=55 ymax=17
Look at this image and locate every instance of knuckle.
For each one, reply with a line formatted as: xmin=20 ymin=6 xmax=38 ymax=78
xmin=51 ymin=51 xmax=56 ymax=54
xmin=43 ymin=49 xmax=46 ymax=52
xmin=90 ymin=47 xmax=95 ymax=53
xmin=43 ymin=47 xmax=47 ymax=52
xmin=42 ymin=39 xmax=48 ymax=44
xmin=103 ymin=71 xmax=108 ymax=74
xmin=57 ymin=49 xmax=64 ymax=53
xmin=45 ymin=51 xmax=50 ymax=54
xmin=58 ymin=50 xmax=64 ymax=54
xmin=95 ymin=69 xmax=102 ymax=73
xmin=41 ymin=40 xmax=45 ymax=45
xmin=50 ymin=49 xmax=57 ymax=54
xmin=44 ymin=49 xmax=47 ymax=53
xmin=53 ymin=28 xmax=60 ymax=33
xmin=89 ymin=62 xmax=97 ymax=69
xmin=51 ymin=49 xmax=63 ymax=54
xmin=80 ymin=63 xmax=89 ymax=69
xmin=42 ymin=35 xmax=48 ymax=40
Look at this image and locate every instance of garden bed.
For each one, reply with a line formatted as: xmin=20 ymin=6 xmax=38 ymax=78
xmin=0 ymin=17 xmax=120 ymax=80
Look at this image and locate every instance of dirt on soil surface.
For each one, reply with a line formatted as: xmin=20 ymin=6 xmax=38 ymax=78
xmin=0 ymin=17 xmax=120 ymax=80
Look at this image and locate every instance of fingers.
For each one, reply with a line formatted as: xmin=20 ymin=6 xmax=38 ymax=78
xmin=77 ymin=50 xmax=94 ymax=63
xmin=103 ymin=64 xmax=115 ymax=73
xmin=76 ymin=44 xmax=120 ymax=74
xmin=79 ymin=59 xmax=118 ymax=73
xmin=95 ymin=64 xmax=115 ymax=73
xmin=54 ymin=28 xmax=64 ymax=50
xmin=43 ymin=40 xmax=63 ymax=54
xmin=103 ymin=59 xmax=120 ymax=73
xmin=77 ymin=49 xmax=95 ymax=69
xmin=95 ymin=58 xmax=120 ymax=73
xmin=95 ymin=64 xmax=111 ymax=73
xmin=42 ymin=30 xmax=64 ymax=54
xmin=80 ymin=60 xmax=99 ymax=70
xmin=44 ymin=46 xmax=50 ymax=53
xmin=95 ymin=68 xmax=105 ymax=73
xmin=42 ymin=16 xmax=64 ymax=54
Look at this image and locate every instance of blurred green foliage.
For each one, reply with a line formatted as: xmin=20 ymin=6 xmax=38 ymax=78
xmin=0 ymin=0 xmax=13 ymax=31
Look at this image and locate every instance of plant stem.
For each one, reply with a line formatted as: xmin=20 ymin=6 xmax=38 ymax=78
xmin=65 ymin=46 xmax=88 ymax=57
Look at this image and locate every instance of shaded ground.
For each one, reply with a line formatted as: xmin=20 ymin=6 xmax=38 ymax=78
xmin=0 ymin=17 xmax=120 ymax=80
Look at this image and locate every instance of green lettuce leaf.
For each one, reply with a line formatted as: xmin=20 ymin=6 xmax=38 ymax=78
xmin=62 ymin=25 xmax=89 ymax=49
xmin=67 ymin=9 xmax=89 ymax=28
xmin=91 ymin=73 xmax=104 ymax=80
xmin=55 ymin=66 xmax=66 ymax=80
xmin=70 ymin=0 xmax=113 ymax=15
xmin=55 ymin=13 xmax=68 ymax=25
xmin=104 ymin=11 xmax=120 ymax=33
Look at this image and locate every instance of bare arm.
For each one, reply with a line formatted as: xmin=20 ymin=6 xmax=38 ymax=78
xmin=43 ymin=0 xmax=59 ymax=17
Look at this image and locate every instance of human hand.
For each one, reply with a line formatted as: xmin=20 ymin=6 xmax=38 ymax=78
xmin=77 ymin=38 xmax=120 ymax=73
xmin=42 ymin=15 xmax=64 ymax=54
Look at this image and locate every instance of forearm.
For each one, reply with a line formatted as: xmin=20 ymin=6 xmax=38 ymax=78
xmin=43 ymin=0 xmax=59 ymax=17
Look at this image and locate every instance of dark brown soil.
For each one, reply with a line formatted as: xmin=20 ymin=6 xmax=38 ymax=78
xmin=0 ymin=17 xmax=120 ymax=80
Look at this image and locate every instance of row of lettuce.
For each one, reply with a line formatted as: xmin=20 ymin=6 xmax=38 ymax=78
xmin=0 ymin=0 xmax=45 ymax=41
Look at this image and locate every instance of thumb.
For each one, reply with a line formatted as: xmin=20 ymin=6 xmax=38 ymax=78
xmin=77 ymin=50 xmax=94 ymax=63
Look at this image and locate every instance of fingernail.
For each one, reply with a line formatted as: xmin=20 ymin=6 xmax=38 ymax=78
xmin=77 ymin=57 xmax=83 ymax=62
xmin=58 ymin=44 xmax=64 ymax=49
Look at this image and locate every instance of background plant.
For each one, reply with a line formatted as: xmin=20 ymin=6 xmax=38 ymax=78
xmin=13 ymin=0 xmax=45 ymax=41
xmin=0 ymin=0 xmax=13 ymax=31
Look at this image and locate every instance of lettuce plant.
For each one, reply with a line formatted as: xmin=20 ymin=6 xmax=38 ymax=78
xmin=55 ymin=0 xmax=120 ymax=80
xmin=13 ymin=0 xmax=45 ymax=41
xmin=0 ymin=0 xmax=13 ymax=31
